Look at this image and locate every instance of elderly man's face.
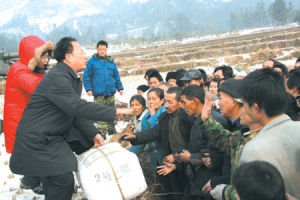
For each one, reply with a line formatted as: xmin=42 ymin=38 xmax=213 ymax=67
xmin=218 ymin=91 xmax=236 ymax=119
xmin=69 ymin=41 xmax=87 ymax=72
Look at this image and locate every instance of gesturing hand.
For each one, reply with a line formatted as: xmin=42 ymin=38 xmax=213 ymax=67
xmin=202 ymin=180 xmax=212 ymax=193
xmin=157 ymin=162 xmax=176 ymax=176
xmin=119 ymin=133 xmax=136 ymax=142
xmin=175 ymin=150 xmax=191 ymax=163
xmin=163 ymin=154 xmax=175 ymax=163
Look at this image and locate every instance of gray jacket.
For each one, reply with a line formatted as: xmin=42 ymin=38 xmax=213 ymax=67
xmin=240 ymin=114 xmax=300 ymax=198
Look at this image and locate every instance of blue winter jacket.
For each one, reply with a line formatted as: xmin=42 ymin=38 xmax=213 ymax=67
xmin=130 ymin=105 xmax=167 ymax=171
xmin=83 ymin=54 xmax=124 ymax=97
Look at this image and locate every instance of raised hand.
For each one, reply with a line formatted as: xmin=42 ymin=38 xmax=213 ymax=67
xmin=202 ymin=92 xmax=212 ymax=123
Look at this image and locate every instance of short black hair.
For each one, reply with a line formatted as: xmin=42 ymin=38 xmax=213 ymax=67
xmin=181 ymin=85 xmax=205 ymax=104
xmin=167 ymin=87 xmax=183 ymax=101
xmin=54 ymin=37 xmax=76 ymax=62
xmin=148 ymin=88 xmax=164 ymax=100
xmin=130 ymin=95 xmax=146 ymax=108
xmin=287 ymin=68 xmax=300 ymax=93
xmin=214 ymin=65 xmax=234 ymax=79
xmin=96 ymin=40 xmax=108 ymax=48
xmin=166 ymin=71 xmax=178 ymax=82
xmin=296 ymin=57 xmax=300 ymax=64
xmin=233 ymin=161 xmax=286 ymax=200
xmin=137 ymin=84 xmax=150 ymax=92
xmin=149 ymin=71 xmax=163 ymax=82
xmin=239 ymin=68 xmax=287 ymax=117
xmin=210 ymin=77 xmax=221 ymax=87
xmin=273 ymin=61 xmax=288 ymax=77
xmin=198 ymin=69 xmax=207 ymax=83
xmin=144 ymin=69 xmax=159 ymax=79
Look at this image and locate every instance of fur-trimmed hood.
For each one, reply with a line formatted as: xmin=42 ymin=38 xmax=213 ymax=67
xmin=19 ymin=35 xmax=55 ymax=71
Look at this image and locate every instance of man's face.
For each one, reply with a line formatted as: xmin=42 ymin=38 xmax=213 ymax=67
xmin=209 ymin=81 xmax=218 ymax=96
xmin=69 ymin=41 xmax=87 ymax=72
xmin=241 ymin=100 xmax=260 ymax=124
xmin=295 ymin=61 xmax=300 ymax=69
xmin=263 ymin=60 xmax=274 ymax=68
xmin=97 ymin=45 xmax=107 ymax=57
xmin=149 ymin=77 xmax=160 ymax=88
xmin=180 ymin=95 xmax=197 ymax=116
xmin=214 ymin=70 xmax=224 ymax=79
xmin=240 ymin=105 xmax=252 ymax=126
xmin=164 ymin=93 xmax=180 ymax=114
xmin=167 ymin=79 xmax=177 ymax=87
xmin=218 ymin=91 xmax=235 ymax=118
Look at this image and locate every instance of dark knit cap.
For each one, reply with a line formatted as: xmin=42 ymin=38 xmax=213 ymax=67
xmin=218 ymin=78 xmax=242 ymax=99
xmin=166 ymin=72 xmax=179 ymax=82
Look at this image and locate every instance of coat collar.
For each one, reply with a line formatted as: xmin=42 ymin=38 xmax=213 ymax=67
xmin=260 ymin=114 xmax=291 ymax=134
xmin=58 ymin=62 xmax=78 ymax=80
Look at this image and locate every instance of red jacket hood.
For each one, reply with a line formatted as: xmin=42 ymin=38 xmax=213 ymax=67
xmin=19 ymin=35 xmax=46 ymax=66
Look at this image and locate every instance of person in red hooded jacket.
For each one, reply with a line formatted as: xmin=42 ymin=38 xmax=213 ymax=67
xmin=3 ymin=35 xmax=54 ymax=194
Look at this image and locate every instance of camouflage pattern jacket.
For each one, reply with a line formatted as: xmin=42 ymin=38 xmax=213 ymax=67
xmin=201 ymin=117 xmax=259 ymax=200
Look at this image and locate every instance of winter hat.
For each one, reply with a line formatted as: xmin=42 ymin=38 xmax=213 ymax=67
xmin=180 ymin=69 xmax=202 ymax=81
xmin=166 ymin=72 xmax=178 ymax=82
xmin=218 ymin=78 xmax=242 ymax=103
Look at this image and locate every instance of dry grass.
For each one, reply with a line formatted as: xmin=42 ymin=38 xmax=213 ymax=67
xmin=0 ymin=81 xmax=5 ymax=95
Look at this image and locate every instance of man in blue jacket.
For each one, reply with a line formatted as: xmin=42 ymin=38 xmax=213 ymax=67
xmin=83 ymin=40 xmax=124 ymax=136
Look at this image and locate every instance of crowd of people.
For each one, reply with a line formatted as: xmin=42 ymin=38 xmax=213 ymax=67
xmin=2 ymin=35 xmax=300 ymax=200
xmin=122 ymin=54 xmax=300 ymax=200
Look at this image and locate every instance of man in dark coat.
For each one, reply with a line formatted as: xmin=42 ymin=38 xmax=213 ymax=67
xmin=9 ymin=37 xmax=131 ymax=200
xmin=175 ymin=85 xmax=222 ymax=200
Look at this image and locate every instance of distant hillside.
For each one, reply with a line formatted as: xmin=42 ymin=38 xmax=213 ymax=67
xmin=0 ymin=0 xmax=299 ymax=48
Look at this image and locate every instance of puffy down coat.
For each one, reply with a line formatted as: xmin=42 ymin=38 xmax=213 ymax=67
xmin=3 ymin=35 xmax=54 ymax=153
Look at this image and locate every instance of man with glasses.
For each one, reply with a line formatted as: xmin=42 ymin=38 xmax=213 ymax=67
xmin=9 ymin=37 xmax=131 ymax=200
xmin=83 ymin=40 xmax=124 ymax=137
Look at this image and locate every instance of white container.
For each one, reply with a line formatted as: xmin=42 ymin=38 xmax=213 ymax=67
xmin=77 ymin=142 xmax=147 ymax=200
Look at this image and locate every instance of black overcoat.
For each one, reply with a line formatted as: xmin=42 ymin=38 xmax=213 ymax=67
xmin=10 ymin=62 xmax=116 ymax=177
